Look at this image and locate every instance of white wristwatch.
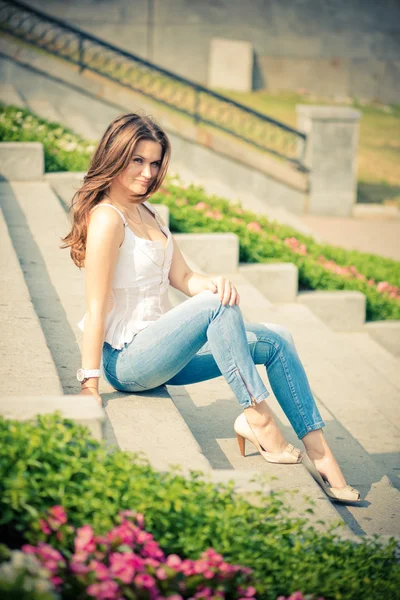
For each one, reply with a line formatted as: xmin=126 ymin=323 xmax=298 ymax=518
xmin=77 ymin=368 xmax=101 ymax=384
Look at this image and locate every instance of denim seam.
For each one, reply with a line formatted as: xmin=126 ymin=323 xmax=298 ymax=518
xmin=213 ymin=304 xmax=269 ymax=408
xmin=103 ymin=363 xmax=147 ymax=389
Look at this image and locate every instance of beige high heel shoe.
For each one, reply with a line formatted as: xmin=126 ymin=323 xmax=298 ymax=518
xmin=302 ymin=453 xmax=361 ymax=504
xmin=233 ymin=412 xmax=302 ymax=464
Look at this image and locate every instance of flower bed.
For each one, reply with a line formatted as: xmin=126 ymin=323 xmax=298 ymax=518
xmin=1 ymin=103 xmax=399 ymax=321
xmin=1 ymin=414 xmax=399 ymax=600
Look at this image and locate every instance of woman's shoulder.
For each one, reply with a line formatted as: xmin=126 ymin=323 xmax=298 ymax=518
xmin=90 ymin=203 xmax=127 ymax=227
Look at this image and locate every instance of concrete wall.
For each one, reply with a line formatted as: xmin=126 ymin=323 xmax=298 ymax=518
xmin=27 ymin=0 xmax=400 ymax=103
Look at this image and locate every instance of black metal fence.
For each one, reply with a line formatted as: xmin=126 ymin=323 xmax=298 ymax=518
xmin=0 ymin=0 xmax=307 ymax=166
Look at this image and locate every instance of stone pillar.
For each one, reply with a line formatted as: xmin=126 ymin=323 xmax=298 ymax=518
xmin=296 ymin=106 xmax=361 ymax=216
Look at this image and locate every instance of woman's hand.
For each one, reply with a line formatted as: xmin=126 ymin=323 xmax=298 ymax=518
xmin=207 ymin=276 xmax=240 ymax=307
xmin=79 ymin=386 xmax=102 ymax=407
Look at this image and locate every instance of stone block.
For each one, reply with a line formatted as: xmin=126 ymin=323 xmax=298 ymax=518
xmin=208 ymin=38 xmax=253 ymax=92
xmin=239 ymin=262 xmax=298 ymax=303
xmin=364 ymin=321 xmax=400 ymax=357
xmin=380 ymin=61 xmax=400 ymax=104
xmin=0 ymin=396 xmax=105 ymax=441
xmin=174 ymin=233 xmax=239 ymax=273
xmin=297 ymin=290 xmax=366 ymax=332
xmin=297 ymin=105 xmax=361 ymax=217
xmin=0 ymin=142 xmax=44 ymax=181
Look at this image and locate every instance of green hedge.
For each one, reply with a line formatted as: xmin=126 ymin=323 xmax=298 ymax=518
xmin=0 ymin=104 xmax=94 ymax=172
xmin=1 ymin=414 xmax=399 ymax=600
xmin=1 ymin=103 xmax=399 ymax=321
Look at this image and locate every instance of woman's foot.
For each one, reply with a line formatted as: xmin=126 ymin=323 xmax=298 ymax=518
xmin=302 ymin=430 xmax=347 ymax=488
xmin=244 ymin=401 xmax=290 ymax=455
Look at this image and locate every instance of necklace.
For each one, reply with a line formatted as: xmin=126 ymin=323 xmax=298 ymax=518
xmin=103 ymin=192 xmax=143 ymax=225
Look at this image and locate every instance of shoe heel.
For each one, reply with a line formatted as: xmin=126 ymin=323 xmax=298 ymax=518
xmin=235 ymin=432 xmax=246 ymax=457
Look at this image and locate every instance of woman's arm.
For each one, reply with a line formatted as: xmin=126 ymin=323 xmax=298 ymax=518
xmin=79 ymin=207 xmax=124 ymax=396
xmin=168 ymin=237 xmax=240 ymax=306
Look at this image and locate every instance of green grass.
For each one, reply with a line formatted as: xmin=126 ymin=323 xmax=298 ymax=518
xmin=217 ymin=89 xmax=400 ymax=206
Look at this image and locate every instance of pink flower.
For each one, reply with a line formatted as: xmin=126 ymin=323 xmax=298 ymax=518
xmin=134 ymin=573 xmax=156 ymax=589
xmin=22 ymin=544 xmax=36 ymax=554
xmin=75 ymin=525 xmax=96 ymax=553
xmin=203 ymin=569 xmax=215 ymax=579
xmin=70 ymin=560 xmax=91 ymax=575
xmin=39 ymin=519 xmax=51 ymax=535
xmin=166 ymin=554 xmax=182 ymax=569
xmin=201 ymin=549 xmax=224 ymax=565
xmin=155 ymin=566 xmax=168 ymax=580
xmin=136 ymin=530 xmax=153 ymax=544
xmin=247 ymin=221 xmax=262 ymax=232
xmin=194 ymin=559 xmax=209 ymax=574
xmin=243 ymin=586 xmax=257 ymax=597
xmin=142 ymin=540 xmax=164 ymax=559
xmin=36 ymin=543 xmax=64 ymax=565
xmin=109 ymin=552 xmax=141 ymax=584
xmin=89 ymin=559 xmax=110 ymax=581
xmin=107 ymin=523 xmax=136 ymax=546
xmin=50 ymin=576 xmax=63 ymax=587
xmin=87 ymin=579 xmax=120 ymax=600
xmin=194 ymin=202 xmax=208 ymax=210
xmin=49 ymin=505 xmax=67 ymax=525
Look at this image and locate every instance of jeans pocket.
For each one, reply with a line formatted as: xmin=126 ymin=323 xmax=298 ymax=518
xmin=102 ymin=342 xmax=118 ymax=372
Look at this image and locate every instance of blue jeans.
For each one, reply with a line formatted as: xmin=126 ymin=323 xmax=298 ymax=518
xmin=102 ymin=290 xmax=325 ymax=439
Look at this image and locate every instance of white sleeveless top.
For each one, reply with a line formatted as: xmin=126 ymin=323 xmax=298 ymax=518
xmin=77 ymin=201 xmax=174 ymax=349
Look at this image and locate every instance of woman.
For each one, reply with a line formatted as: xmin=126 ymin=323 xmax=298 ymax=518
xmin=62 ymin=113 xmax=360 ymax=504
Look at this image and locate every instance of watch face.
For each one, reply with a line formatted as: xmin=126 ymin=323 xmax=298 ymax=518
xmin=77 ymin=369 xmax=85 ymax=382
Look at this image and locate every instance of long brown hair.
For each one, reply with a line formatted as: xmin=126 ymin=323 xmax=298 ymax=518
xmin=61 ymin=113 xmax=171 ymax=268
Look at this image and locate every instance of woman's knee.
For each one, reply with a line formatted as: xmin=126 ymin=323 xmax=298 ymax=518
xmin=192 ymin=289 xmax=223 ymax=311
xmin=262 ymin=324 xmax=295 ymax=347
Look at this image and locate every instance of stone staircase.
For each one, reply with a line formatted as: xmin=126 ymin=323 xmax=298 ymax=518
xmin=0 ymin=34 xmax=313 ymax=233
xmin=1 ymin=142 xmax=399 ymax=544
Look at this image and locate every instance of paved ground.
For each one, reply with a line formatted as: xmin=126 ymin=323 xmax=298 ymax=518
xmin=300 ymin=211 xmax=400 ymax=261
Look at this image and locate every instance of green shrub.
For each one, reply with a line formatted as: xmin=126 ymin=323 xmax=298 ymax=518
xmin=0 ymin=104 xmax=94 ymax=172
xmin=1 ymin=414 xmax=399 ymax=600
xmin=151 ymin=179 xmax=400 ymax=321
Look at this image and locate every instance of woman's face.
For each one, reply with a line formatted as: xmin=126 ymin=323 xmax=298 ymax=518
xmin=116 ymin=139 xmax=163 ymax=197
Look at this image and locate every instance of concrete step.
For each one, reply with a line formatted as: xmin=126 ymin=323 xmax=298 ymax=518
xmin=0 ymin=142 xmax=44 ymax=181
xmin=0 ymin=395 xmax=104 ymax=441
xmin=25 ymin=98 xmax=64 ymax=124
xmin=0 ymin=190 xmax=61 ymax=395
xmin=0 ymin=83 xmax=26 ymax=108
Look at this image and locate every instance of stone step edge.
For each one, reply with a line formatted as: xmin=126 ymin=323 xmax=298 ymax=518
xmin=0 ymin=395 xmax=104 ymax=441
xmin=0 ymin=204 xmax=62 ymax=393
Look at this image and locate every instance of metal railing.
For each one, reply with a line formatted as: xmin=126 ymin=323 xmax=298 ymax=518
xmin=0 ymin=0 xmax=307 ymax=166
